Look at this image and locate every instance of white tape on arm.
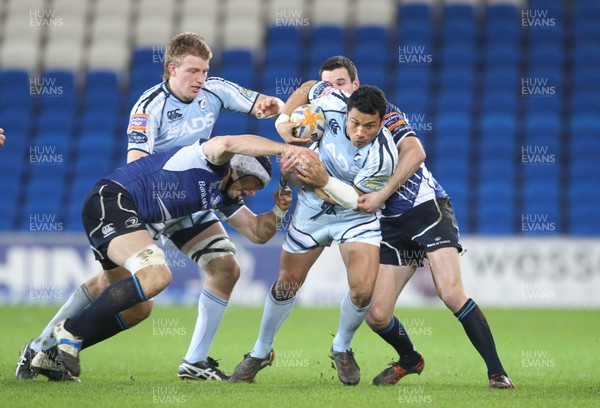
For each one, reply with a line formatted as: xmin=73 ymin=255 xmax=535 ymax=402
xmin=321 ymin=177 xmax=359 ymax=210
xmin=275 ymin=113 xmax=290 ymax=126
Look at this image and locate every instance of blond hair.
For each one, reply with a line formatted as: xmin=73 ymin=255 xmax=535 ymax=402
xmin=163 ymin=32 xmax=212 ymax=80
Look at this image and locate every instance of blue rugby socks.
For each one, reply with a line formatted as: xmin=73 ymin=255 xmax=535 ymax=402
xmin=332 ymin=293 xmax=370 ymax=352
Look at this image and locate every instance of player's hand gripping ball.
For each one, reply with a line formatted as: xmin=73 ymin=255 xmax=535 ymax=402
xmin=290 ymin=104 xmax=325 ymax=142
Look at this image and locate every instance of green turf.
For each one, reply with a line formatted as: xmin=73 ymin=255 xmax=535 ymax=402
xmin=1 ymin=306 xmax=599 ymax=407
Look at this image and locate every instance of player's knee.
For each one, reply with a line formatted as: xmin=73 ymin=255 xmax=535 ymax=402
xmin=272 ymin=277 xmax=302 ymax=300
xmin=365 ymin=305 xmax=390 ymax=330
xmin=122 ymin=299 xmax=154 ymax=327
xmin=349 ymin=288 xmax=372 ymax=309
xmin=187 ymin=234 xmax=237 ymax=271
xmin=124 ymin=245 xmax=171 ymax=295
xmin=204 ymin=255 xmax=240 ymax=284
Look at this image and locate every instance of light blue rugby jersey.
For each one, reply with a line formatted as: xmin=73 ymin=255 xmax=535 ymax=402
xmin=127 ymin=77 xmax=259 ymax=154
xmin=303 ymin=82 xmax=398 ymax=212
xmin=309 ymin=81 xmax=446 ymax=218
xmin=106 ymin=141 xmax=243 ymax=223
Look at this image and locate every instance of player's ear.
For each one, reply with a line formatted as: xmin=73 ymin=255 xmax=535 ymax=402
xmin=352 ymin=78 xmax=360 ymax=91
xmin=168 ymin=62 xmax=177 ymax=77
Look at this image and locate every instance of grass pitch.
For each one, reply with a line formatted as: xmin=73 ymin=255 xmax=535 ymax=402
xmin=1 ymin=306 xmax=599 ymax=407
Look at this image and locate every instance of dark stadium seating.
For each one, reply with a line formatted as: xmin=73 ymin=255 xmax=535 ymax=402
xmin=0 ymin=0 xmax=598 ymax=235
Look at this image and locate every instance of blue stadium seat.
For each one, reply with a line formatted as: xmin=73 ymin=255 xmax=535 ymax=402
xmin=572 ymin=44 xmax=600 ymax=69
xmin=568 ymin=180 xmax=600 ymax=234
xmin=391 ymin=87 xmax=429 ymax=116
xmin=398 ymin=3 xmax=432 ymax=23
xmin=211 ymin=110 xmax=252 ymax=136
xmin=308 ymin=42 xmax=348 ymax=72
xmin=571 ymin=20 xmax=600 ymax=46
xmin=523 ymin=95 xmax=562 ymax=116
xmin=354 ymin=26 xmax=389 ymax=45
xmin=265 ymin=26 xmax=304 ymax=47
xmin=85 ymin=70 xmax=120 ymax=91
xmin=521 ymin=181 xmax=561 ymax=234
xmin=351 ymin=41 xmax=390 ymax=69
xmin=440 ymin=42 xmax=477 ymax=68
xmin=438 ymin=66 xmax=476 ymax=92
xmin=571 ymin=67 xmax=600 ymax=92
xmin=569 ymin=157 xmax=600 ymax=183
xmin=480 ymin=90 xmax=519 ymax=115
xmin=397 ymin=21 xmax=433 ymax=48
xmin=483 ymin=22 xmax=521 ymax=46
xmin=215 ymin=65 xmax=256 ymax=90
xmin=393 ymin=65 xmax=432 ymax=92
xmin=528 ymin=0 xmax=565 ymax=18
xmin=527 ymin=45 xmax=564 ymax=69
xmin=524 ymin=66 xmax=564 ymax=94
xmin=435 ymin=89 xmax=474 ymax=114
xmin=309 ymin=25 xmax=347 ymax=46
xmin=256 ymin=118 xmax=280 ymax=142
xmin=482 ymin=66 xmax=520 ymax=91
xmin=356 ymin=65 xmax=388 ymax=91
xmin=221 ymin=49 xmax=255 ymax=68
xmin=443 ymin=4 xmax=475 ymax=22
xmin=476 ymin=180 xmax=516 ymax=234
xmin=483 ymin=43 xmax=520 ymax=69
xmin=573 ymin=0 xmax=600 ymax=22
xmin=568 ymin=113 xmax=600 ymax=137
xmin=75 ymin=130 xmax=117 ymax=157
xmin=131 ymin=48 xmax=158 ymax=69
xmin=524 ymin=114 xmax=561 ymax=147
xmin=478 ymin=156 xmax=517 ymax=181
xmin=264 ymin=42 xmax=302 ymax=68
xmin=440 ymin=23 xmax=477 ymax=46
xmin=569 ymin=89 xmax=600 ymax=114
xmin=130 ymin=64 xmax=162 ymax=91
xmin=526 ymin=23 xmax=564 ymax=46
xmin=83 ymin=87 xmax=121 ymax=112
xmin=261 ymin=64 xmax=301 ymax=99
xmin=485 ymin=4 xmax=519 ymax=24
xmin=37 ymin=109 xmax=76 ymax=133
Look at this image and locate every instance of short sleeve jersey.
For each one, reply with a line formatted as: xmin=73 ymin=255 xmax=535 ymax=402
xmin=106 ymin=141 xmax=243 ymax=223
xmin=127 ymin=77 xmax=259 ymax=154
xmin=310 ymin=81 xmax=447 ymax=217
xmin=304 ymin=81 xmax=398 ymax=211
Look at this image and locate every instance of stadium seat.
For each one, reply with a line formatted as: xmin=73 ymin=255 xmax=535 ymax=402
xmin=222 ymin=17 xmax=264 ymax=50
xmin=438 ymin=66 xmax=476 ymax=92
xmin=221 ymin=49 xmax=255 ymax=69
xmin=87 ymin=40 xmax=131 ymax=73
xmin=354 ymin=0 xmax=395 ymax=27
xmin=311 ymin=0 xmax=351 ymax=25
xmin=351 ymin=41 xmax=390 ymax=69
xmin=0 ymin=40 xmax=40 ymax=71
xmin=264 ymin=42 xmax=302 ymax=68
xmin=398 ymin=3 xmax=432 ymax=24
xmin=480 ymin=90 xmax=519 ymax=115
xmin=397 ymin=21 xmax=434 ymax=48
xmin=435 ymin=89 xmax=474 ymax=114
xmin=355 ymin=65 xmax=388 ymax=91
xmin=483 ymin=43 xmax=520 ymax=69
xmin=476 ymin=180 xmax=516 ymax=234
xmin=215 ymin=66 xmax=256 ymax=90
xmin=134 ymin=16 xmax=174 ymax=48
xmin=393 ymin=65 xmax=432 ymax=92
xmin=211 ymin=111 xmax=253 ymax=136
xmin=265 ymin=26 xmax=305 ymax=47
xmin=440 ymin=42 xmax=477 ymax=69
xmin=481 ymin=66 xmax=520 ymax=92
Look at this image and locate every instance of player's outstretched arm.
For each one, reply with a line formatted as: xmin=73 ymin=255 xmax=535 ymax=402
xmin=275 ymin=80 xmax=319 ymax=145
xmin=357 ymin=137 xmax=426 ymax=213
xmin=203 ymin=135 xmax=291 ymax=164
xmin=227 ymin=186 xmax=292 ymax=244
xmin=0 ymin=128 xmax=6 ymax=148
xmin=252 ymin=94 xmax=285 ymax=119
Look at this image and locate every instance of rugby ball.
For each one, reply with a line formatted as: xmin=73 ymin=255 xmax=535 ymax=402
xmin=290 ymin=104 xmax=325 ymax=142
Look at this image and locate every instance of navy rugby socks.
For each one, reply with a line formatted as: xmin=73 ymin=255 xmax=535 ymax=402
xmin=454 ymin=298 xmax=505 ymax=376
xmin=374 ymin=315 xmax=421 ymax=367
xmin=64 ymin=275 xmax=147 ymax=340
